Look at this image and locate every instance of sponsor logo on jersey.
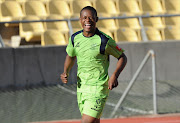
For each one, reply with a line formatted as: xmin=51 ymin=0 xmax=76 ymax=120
xmin=90 ymin=43 xmax=98 ymax=50
xmin=75 ymin=42 xmax=80 ymax=47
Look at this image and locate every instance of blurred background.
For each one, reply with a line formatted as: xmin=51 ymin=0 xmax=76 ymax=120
xmin=0 ymin=0 xmax=180 ymax=123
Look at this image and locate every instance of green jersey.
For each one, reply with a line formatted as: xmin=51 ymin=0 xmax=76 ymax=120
xmin=66 ymin=28 xmax=124 ymax=96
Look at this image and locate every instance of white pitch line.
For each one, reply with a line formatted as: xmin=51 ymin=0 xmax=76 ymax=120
xmin=57 ymin=84 xmax=77 ymax=95
xmin=106 ymin=102 xmax=152 ymax=114
xmin=123 ymin=107 xmax=153 ymax=114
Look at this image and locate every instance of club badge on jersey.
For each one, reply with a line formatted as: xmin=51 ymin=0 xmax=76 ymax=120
xmin=116 ymin=45 xmax=122 ymax=51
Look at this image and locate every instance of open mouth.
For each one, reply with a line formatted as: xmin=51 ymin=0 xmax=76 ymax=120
xmin=85 ymin=24 xmax=92 ymax=28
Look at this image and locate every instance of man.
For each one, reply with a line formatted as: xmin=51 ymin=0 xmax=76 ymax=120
xmin=61 ymin=6 xmax=127 ymax=123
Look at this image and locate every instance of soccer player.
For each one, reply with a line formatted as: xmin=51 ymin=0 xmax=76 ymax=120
xmin=60 ymin=6 xmax=127 ymax=123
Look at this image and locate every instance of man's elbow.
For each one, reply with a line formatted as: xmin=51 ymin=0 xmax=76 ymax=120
xmin=118 ymin=53 xmax=127 ymax=62
xmin=122 ymin=54 xmax=127 ymax=66
xmin=67 ymin=54 xmax=76 ymax=60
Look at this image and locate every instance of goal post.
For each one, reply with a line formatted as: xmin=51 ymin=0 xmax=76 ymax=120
xmin=110 ymin=50 xmax=157 ymax=118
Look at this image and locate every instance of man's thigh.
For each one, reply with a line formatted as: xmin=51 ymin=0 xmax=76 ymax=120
xmin=77 ymin=92 xmax=108 ymax=119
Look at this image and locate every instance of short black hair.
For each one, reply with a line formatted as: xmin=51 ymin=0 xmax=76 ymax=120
xmin=80 ymin=6 xmax=97 ymax=17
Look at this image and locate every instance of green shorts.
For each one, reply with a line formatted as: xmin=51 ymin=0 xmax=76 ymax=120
xmin=77 ymin=92 xmax=108 ymax=119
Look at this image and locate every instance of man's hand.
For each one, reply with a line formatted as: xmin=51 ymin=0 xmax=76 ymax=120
xmin=60 ymin=73 xmax=69 ymax=84
xmin=108 ymin=74 xmax=118 ymax=90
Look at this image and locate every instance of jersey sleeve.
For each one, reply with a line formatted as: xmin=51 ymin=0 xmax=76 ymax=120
xmin=66 ymin=37 xmax=76 ymax=57
xmin=105 ymin=38 xmax=124 ymax=59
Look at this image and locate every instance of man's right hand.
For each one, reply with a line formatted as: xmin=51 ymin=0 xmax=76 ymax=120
xmin=60 ymin=73 xmax=69 ymax=84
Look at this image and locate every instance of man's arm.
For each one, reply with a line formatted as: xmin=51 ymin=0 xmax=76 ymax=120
xmin=60 ymin=54 xmax=76 ymax=84
xmin=108 ymin=53 xmax=127 ymax=90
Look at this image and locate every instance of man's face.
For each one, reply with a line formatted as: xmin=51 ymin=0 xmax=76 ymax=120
xmin=80 ymin=9 xmax=98 ymax=34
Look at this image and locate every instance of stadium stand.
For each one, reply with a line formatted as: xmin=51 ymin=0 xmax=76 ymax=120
xmin=118 ymin=0 xmax=142 ymax=16
xmin=41 ymin=30 xmax=67 ymax=46
xmin=1 ymin=0 xmax=180 ymax=45
xmin=36 ymin=0 xmax=50 ymax=4
xmin=145 ymin=27 xmax=163 ymax=41
xmin=8 ymin=0 xmax=27 ymax=4
xmin=44 ymin=15 xmax=69 ymax=32
xmin=47 ymin=0 xmax=72 ymax=18
xmin=0 ymin=1 xmax=24 ymax=22
xmin=116 ymin=18 xmax=141 ymax=30
xmin=19 ymin=16 xmax=44 ymax=42
xmin=142 ymin=17 xmax=165 ymax=29
xmin=140 ymin=0 xmax=165 ymax=15
xmin=163 ymin=0 xmax=180 ymax=14
xmin=96 ymin=19 xmax=118 ymax=32
xmin=71 ymin=0 xmax=93 ymax=18
xmin=44 ymin=15 xmax=69 ymax=41
xmin=99 ymin=28 xmax=114 ymax=39
xmin=162 ymin=16 xmax=180 ymax=27
xmin=163 ymin=26 xmax=180 ymax=40
xmin=23 ymin=1 xmax=48 ymax=19
xmin=114 ymin=28 xmax=141 ymax=42
xmin=95 ymin=0 xmax=120 ymax=17
xmin=71 ymin=20 xmax=82 ymax=33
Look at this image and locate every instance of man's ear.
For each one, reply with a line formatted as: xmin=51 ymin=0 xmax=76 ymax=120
xmin=96 ymin=17 xmax=98 ymax=22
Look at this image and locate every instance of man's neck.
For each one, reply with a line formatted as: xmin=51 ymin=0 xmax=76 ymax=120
xmin=83 ymin=28 xmax=96 ymax=37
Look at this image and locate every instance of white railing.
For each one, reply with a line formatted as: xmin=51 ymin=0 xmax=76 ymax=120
xmin=0 ymin=14 xmax=180 ymax=43
xmin=0 ymin=34 xmax=5 ymax=47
